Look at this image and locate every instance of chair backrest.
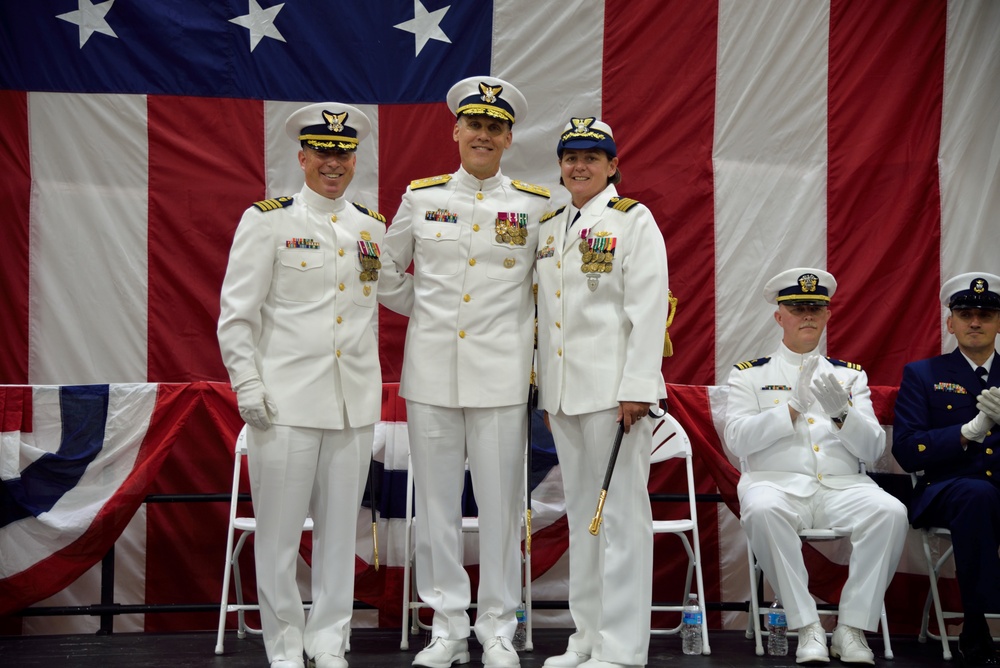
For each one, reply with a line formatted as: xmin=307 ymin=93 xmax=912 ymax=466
xmin=650 ymin=413 xmax=692 ymax=463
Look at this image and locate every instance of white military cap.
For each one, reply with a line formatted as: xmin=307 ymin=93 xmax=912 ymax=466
xmin=284 ymin=103 xmax=371 ymax=151
xmin=763 ymin=267 xmax=837 ymax=305
xmin=446 ymin=76 xmax=526 ymax=125
xmin=941 ymin=272 xmax=1000 ymax=310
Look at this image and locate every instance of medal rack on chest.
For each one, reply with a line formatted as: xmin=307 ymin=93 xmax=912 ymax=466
xmin=578 ymin=227 xmax=617 ymax=291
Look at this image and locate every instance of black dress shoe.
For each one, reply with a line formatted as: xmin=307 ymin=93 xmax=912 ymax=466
xmin=958 ymin=637 xmax=1000 ymax=667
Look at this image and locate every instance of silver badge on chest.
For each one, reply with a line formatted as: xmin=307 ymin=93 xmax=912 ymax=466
xmin=587 ymin=273 xmax=600 ymax=292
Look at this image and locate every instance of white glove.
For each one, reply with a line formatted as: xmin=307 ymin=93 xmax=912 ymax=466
xmin=236 ymin=378 xmax=277 ymax=431
xmin=961 ymin=411 xmax=994 ymax=444
xmin=976 ymin=387 xmax=1000 ymax=423
xmin=788 ymin=355 xmax=819 ymax=413
xmin=812 ymin=372 xmax=852 ymax=421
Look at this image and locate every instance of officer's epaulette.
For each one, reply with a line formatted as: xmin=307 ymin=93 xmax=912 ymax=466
xmin=410 ymin=174 xmax=452 ymax=190
xmin=827 ymin=357 xmax=863 ymax=371
xmin=253 ymin=196 xmax=294 ymax=212
xmin=353 ymin=203 xmax=386 ymax=223
xmin=733 ymin=357 xmax=771 ymax=371
xmin=607 ymin=196 xmax=641 ymax=213
xmin=511 ymin=180 xmax=551 ymax=198
xmin=540 ymin=206 xmax=565 ymax=223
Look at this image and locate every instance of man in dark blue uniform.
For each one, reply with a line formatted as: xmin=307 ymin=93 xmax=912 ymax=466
xmin=893 ymin=272 xmax=1000 ymax=667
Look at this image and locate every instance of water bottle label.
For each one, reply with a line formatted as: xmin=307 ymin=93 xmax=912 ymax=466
xmin=516 ymin=608 xmax=526 ymax=623
xmin=768 ymin=611 xmax=786 ymax=626
xmin=682 ymin=611 xmax=703 ymax=625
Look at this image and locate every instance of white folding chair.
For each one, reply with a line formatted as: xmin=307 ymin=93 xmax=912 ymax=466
xmin=743 ymin=460 xmax=893 ymax=659
xmin=214 ymin=426 xmax=314 ymax=655
xmin=911 ymin=472 xmax=1000 ymax=661
xmin=648 ymin=413 xmax=711 ymax=655
xmin=400 ymin=449 xmax=533 ymax=651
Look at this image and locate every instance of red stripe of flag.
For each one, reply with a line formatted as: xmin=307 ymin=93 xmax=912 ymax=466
xmin=603 ymin=0 xmax=719 ymax=386
xmin=827 ymin=0 xmax=946 ymax=385
xmin=0 ymin=90 xmax=31 ymax=384
xmin=147 ymin=96 xmax=266 ymax=383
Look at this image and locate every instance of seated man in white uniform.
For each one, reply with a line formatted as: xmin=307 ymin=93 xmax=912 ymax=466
xmin=724 ymin=268 xmax=908 ymax=665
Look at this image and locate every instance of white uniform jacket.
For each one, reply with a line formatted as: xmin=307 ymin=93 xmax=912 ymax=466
xmin=535 ymin=185 xmax=669 ymax=416
xmin=380 ymin=166 xmax=551 ymax=408
xmin=724 ymin=343 xmax=886 ymax=499
xmin=218 ymin=186 xmax=394 ymax=429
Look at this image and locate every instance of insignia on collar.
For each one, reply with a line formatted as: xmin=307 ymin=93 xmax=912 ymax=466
xmin=253 ymin=196 xmax=294 ymax=212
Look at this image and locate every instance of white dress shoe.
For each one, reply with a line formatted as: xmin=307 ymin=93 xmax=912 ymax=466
xmin=271 ymin=661 xmax=303 ymax=668
xmin=482 ymin=636 xmax=520 ymax=668
xmin=795 ymin=622 xmax=830 ymax=664
xmin=412 ymin=637 xmax=471 ymax=668
xmin=310 ymin=653 xmax=348 ymax=668
xmin=830 ymin=625 xmax=874 ymax=665
xmin=543 ymin=650 xmax=590 ymax=667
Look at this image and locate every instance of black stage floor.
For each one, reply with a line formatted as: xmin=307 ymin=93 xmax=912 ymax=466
xmin=0 ymin=628 xmax=953 ymax=667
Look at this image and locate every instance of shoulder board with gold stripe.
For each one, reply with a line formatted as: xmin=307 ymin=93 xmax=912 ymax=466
xmin=733 ymin=357 xmax=771 ymax=370
xmin=827 ymin=357 xmax=863 ymax=371
xmin=410 ymin=174 xmax=452 ymax=190
xmin=353 ymin=203 xmax=386 ymax=223
xmin=540 ymin=206 xmax=565 ymax=223
xmin=252 ymin=196 xmax=294 ymax=212
xmin=511 ymin=180 xmax=551 ymax=198
xmin=607 ymin=196 xmax=640 ymax=213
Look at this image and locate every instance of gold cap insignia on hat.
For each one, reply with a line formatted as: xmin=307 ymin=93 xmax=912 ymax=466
xmin=798 ymin=273 xmax=819 ymax=293
xmin=572 ymin=117 xmax=594 ymax=133
xmin=974 ymin=278 xmax=986 ymax=294
xmin=323 ymin=111 xmax=347 ymax=133
xmin=479 ymin=82 xmax=501 ymax=104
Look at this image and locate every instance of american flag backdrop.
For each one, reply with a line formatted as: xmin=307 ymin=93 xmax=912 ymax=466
xmin=1 ymin=0 xmax=998 ymax=637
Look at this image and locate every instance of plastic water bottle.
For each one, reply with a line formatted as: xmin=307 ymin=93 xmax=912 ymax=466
xmin=681 ymin=592 xmax=703 ymax=655
xmin=512 ymin=604 xmax=527 ymax=651
xmin=767 ymin=598 xmax=788 ymax=656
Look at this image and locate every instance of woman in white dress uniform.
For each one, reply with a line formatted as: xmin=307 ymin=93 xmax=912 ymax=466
xmin=534 ymin=118 xmax=669 ymax=668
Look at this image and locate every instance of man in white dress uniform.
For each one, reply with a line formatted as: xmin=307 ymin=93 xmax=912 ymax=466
xmin=379 ymin=77 xmax=551 ymax=668
xmin=218 ymin=103 xmax=407 ymax=668
xmin=535 ymin=117 xmax=669 ymax=668
xmin=724 ymin=268 xmax=907 ymax=665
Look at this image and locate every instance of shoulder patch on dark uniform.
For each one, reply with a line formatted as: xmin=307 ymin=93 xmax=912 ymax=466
xmin=253 ymin=196 xmax=294 ymax=212
xmin=607 ymin=196 xmax=640 ymax=213
xmin=827 ymin=357 xmax=863 ymax=371
xmin=511 ymin=180 xmax=551 ymax=198
xmin=733 ymin=357 xmax=771 ymax=370
xmin=410 ymin=174 xmax=452 ymax=189
xmin=540 ymin=206 xmax=565 ymax=223
xmin=353 ymin=203 xmax=386 ymax=223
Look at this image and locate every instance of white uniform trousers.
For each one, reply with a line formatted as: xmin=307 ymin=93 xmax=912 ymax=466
xmin=406 ymin=401 xmax=526 ymax=644
xmin=549 ymin=408 xmax=653 ymax=666
xmin=247 ymin=422 xmax=373 ymax=664
xmin=740 ymin=483 xmax=908 ymax=631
